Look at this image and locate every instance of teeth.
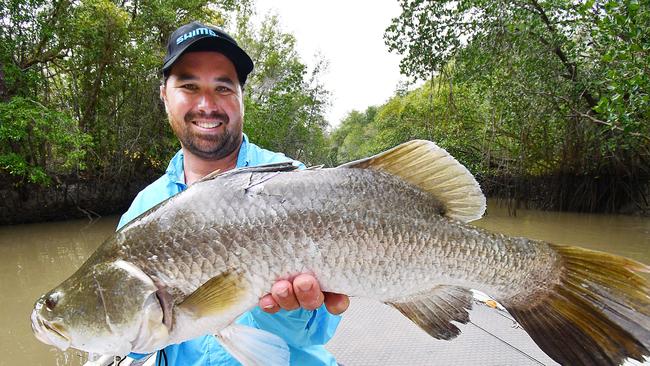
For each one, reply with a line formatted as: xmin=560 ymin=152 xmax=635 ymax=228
xmin=194 ymin=121 xmax=222 ymax=129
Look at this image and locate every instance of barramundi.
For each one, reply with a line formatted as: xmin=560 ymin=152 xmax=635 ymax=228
xmin=31 ymin=140 xmax=650 ymax=366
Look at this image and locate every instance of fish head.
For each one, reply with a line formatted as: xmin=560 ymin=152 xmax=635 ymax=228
xmin=31 ymin=259 xmax=171 ymax=355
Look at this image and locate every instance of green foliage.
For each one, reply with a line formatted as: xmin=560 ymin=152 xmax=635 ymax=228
xmin=0 ymin=97 xmax=91 ymax=184
xmin=331 ymin=77 xmax=488 ymax=171
xmin=589 ymin=0 xmax=650 ymax=147
xmin=0 ymin=0 xmax=223 ymax=184
xmin=237 ymin=12 xmax=331 ymax=166
xmin=382 ymin=0 xmax=649 ymax=183
xmin=0 ymin=0 xmax=330 ymax=193
xmin=329 ymin=107 xmax=378 ymax=164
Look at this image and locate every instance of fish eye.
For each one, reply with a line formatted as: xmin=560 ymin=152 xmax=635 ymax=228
xmin=45 ymin=292 xmax=60 ymax=311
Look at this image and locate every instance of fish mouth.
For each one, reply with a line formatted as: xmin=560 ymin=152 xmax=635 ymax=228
xmin=31 ymin=308 xmax=71 ymax=351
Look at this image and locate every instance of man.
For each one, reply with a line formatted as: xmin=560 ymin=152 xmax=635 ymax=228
xmin=117 ymin=21 xmax=349 ymax=365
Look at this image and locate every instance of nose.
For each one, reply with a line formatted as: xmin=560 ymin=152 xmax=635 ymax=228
xmin=197 ymin=92 xmax=221 ymax=114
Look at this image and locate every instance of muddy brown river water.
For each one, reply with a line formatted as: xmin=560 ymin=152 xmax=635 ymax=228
xmin=1 ymin=203 xmax=648 ymax=365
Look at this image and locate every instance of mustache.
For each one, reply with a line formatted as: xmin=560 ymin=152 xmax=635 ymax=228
xmin=184 ymin=111 xmax=229 ymax=124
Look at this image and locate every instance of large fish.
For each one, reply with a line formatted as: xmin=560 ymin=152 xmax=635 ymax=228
xmin=32 ymin=140 xmax=649 ymax=366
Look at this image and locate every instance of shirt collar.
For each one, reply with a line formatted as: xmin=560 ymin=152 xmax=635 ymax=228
xmin=236 ymin=133 xmax=251 ymax=168
xmin=165 ymin=133 xmax=251 ymax=185
xmin=165 ymin=149 xmax=186 ymax=186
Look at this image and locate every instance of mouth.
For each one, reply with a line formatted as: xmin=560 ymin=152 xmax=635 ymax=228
xmin=31 ymin=308 xmax=71 ymax=351
xmin=192 ymin=120 xmax=224 ymax=129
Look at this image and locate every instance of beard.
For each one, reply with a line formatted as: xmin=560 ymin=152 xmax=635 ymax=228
xmin=169 ymin=110 xmax=242 ymax=160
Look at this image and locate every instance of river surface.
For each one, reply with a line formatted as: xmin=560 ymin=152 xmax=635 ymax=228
xmin=1 ymin=203 xmax=648 ymax=365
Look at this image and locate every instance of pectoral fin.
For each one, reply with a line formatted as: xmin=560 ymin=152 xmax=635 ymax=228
xmin=216 ymin=324 xmax=290 ymax=366
xmin=178 ymin=270 xmax=246 ymax=317
xmin=387 ymin=285 xmax=473 ymax=340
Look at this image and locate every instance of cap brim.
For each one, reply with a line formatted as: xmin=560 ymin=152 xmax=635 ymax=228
xmin=162 ymin=36 xmax=254 ymax=82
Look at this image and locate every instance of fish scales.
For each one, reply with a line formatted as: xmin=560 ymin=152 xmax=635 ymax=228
xmin=114 ymin=168 xmax=557 ymax=303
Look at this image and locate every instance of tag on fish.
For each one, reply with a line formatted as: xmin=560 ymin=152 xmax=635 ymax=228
xmin=216 ymin=324 xmax=290 ymax=366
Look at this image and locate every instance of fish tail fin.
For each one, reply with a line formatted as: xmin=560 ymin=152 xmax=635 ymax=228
xmin=503 ymin=244 xmax=650 ymax=366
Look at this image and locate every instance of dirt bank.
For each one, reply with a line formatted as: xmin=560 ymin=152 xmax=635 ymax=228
xmin=479 ymin=173 xmax=650 ymax=216
xmin=1 ymin=172 xmax=647 ymax=226
xmin=0 ymin=174 xmax=157 ymax=225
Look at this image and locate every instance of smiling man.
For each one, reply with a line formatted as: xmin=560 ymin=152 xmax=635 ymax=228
xmin=117 ymin=21 xmax=348 ymax=366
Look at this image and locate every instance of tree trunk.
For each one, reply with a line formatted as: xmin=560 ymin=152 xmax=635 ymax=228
xmin=0 ymin=61 xmax=9 ymax=102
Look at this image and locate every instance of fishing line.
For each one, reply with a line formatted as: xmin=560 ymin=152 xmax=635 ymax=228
xmin=106 ymin=355 xmax=126 ymax=366
xmin=494 ymin=309 xmax=520 ymax=327
xmin=157 ymin=349 xmax=168 ymax=366
xmin=468 ymin=320 xmax=546 ymax=366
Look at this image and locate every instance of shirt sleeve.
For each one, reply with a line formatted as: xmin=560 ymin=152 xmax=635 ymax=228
xmin=240 ymin=305 xmax=341 ymax=348
xmin=117 ymin=195 xmax=143 ymax=230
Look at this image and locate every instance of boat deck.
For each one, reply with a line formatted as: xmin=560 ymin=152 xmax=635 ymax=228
xmin=326 ymin=298 xmax=647 ymax=366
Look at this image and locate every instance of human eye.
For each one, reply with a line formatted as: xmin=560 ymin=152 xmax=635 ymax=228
xmin=216 ymin=85 xmax=233 ymax=93
xmin=179 ymin=83 xmax=198 ymax=91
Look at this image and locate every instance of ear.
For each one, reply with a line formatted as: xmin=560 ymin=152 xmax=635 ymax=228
xmin=160 ymin=84 xmax=169 ymax=113
xmin=238 ymin=85 xmax=245 ymax=116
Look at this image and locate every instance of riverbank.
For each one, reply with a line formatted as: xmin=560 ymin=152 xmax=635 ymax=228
xmin=1 ymin=173 xmax=648 ymax=225
xmin=480 ymin=174 xmax=650 ymax=216
xmin=0 ymin=175 xmax=155 ymax=225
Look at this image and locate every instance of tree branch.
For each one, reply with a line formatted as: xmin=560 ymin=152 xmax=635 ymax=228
xmin=0 ymin=60 xmax=9 ymax=102
xmin=527 ymin=0 xmax=598 ymax=108
xmin=571 ymin=110 xmax=650 ymax=143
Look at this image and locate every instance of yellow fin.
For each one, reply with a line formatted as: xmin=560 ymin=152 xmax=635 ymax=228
xmin=338 ymin=140 xmax=486 ymax=222
xmin=178 ymin=270 xmax=246 ymax=317
xmin=387 ymin=285 xmax=473 ymax=340
xmin=503 ymin=244 xmax=650 ymax=365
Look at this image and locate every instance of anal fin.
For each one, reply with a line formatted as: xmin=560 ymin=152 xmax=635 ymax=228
xmin=216 ymin=324 xmax=290 ymax=366
xmin=387 ymin=285 xmax=473 ymax=340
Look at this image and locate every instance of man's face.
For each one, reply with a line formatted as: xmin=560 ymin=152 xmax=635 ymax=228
xmin=161 ymin=51 xmax=244 ymax=160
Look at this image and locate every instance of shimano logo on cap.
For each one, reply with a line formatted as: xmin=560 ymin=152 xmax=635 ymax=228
xmin=176 ymin=27 xmax=218 ymax=45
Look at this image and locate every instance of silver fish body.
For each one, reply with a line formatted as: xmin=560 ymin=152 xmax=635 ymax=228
xmin=32 ymin=141 xmax=650 ymax=366
xmin=120 ymin=167 xmax=555 ymax=303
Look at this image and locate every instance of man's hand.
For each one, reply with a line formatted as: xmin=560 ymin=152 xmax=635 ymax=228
xmin=258 ymin=274 xmax=349 ymax=315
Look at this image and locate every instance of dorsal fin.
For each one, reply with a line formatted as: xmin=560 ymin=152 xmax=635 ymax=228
xmin=195 ymin=162 xmax=299 ymax=184
xmin=338 ymin=140 xmax=486 ymax=222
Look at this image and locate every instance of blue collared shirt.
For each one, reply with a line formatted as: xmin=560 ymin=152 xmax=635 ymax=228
xmin=118 ymin=134 xmax=340 ymax=366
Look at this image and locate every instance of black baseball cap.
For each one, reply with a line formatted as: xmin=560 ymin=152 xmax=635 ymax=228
xmin=162 ymin=21 xmax=254 ymax=85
